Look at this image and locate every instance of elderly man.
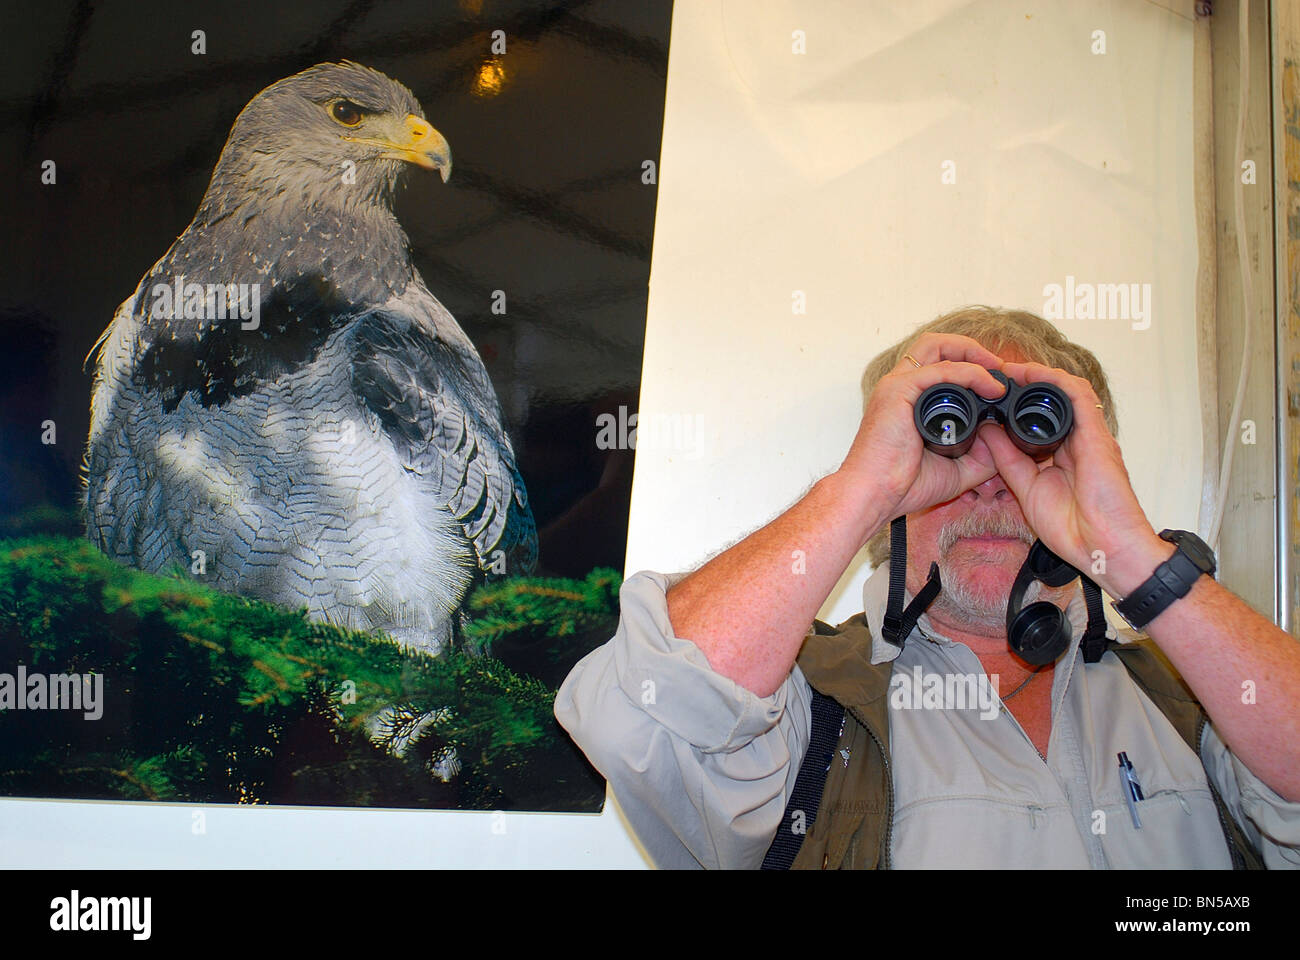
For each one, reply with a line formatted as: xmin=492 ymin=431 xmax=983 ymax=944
xmin=555 ymin=306 xmax=1300 ymax=869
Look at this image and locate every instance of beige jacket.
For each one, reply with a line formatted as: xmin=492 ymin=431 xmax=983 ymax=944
xmin=554 ymin=565 xmax=1300 ymax=869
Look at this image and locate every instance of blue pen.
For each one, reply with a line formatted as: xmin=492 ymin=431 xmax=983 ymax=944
xmin=1118 ymin=751 xmax=1144 ymax=829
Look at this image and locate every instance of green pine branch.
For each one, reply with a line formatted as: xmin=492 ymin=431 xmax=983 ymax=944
xmin=0 ymin=531 xmax=612 ymax=810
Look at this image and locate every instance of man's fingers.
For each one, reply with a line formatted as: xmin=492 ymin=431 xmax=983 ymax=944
xmin=978 ymin=422 xmax=1039 ymax=497
xmin=999 ymin=361 xmax=1108 ymax=439
xmin=951 ymin=442 xmax=999 ymax=491
xmin=895 ymin=333 xmax=1005 ymax=373
xmin=891 ymin=359 xmax=1006 ymax=401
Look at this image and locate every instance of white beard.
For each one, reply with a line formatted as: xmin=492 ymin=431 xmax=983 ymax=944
xmin=924 ymin=509 xmax=1052 ymax=629
xmin=931 ymin=556 xmax=1011 ymax=627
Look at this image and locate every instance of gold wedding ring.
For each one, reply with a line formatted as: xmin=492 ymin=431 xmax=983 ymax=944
xmin=903 ymin=353 xmax=922 ymax=369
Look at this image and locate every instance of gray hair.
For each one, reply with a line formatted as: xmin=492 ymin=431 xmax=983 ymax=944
xmin=863 ymin=305 xmax=1119 ymax=568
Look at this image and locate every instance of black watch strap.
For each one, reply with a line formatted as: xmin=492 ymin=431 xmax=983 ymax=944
xmin=1113 ymin=530 xmax=1215 ymax=631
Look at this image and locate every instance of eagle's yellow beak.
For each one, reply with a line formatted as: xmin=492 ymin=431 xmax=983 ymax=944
xmin=344 ymin=114 xmax=452 ymax=183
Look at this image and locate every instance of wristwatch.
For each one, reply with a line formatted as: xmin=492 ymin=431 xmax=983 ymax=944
xmin=1112 ymin=530 xmax=1216 ymax=631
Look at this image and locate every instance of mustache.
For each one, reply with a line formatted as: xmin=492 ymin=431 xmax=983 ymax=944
xmin=937 ymin=511 xmax=1034 ymax=554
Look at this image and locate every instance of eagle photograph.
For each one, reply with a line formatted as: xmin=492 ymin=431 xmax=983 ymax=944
xmin=84 ymin=60 xmax=536 ymax=656
xmin=0 ymin=0 xmax=669 ymax=814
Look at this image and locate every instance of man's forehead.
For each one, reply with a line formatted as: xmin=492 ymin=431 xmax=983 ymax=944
xmin=990 ymin=342 xmax=1031 ymax=364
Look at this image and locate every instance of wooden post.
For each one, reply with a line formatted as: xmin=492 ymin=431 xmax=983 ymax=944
xmin=1211 ymin=0 xmax=1279 ymax=620
xmin=1275 ymin=0 xmax=1300 ymax=635
xmin=1195 ymin=8 xmax=1221 ymax=542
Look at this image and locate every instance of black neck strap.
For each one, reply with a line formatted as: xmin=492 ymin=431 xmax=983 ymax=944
xmin=882 ymin=516 xmax=1109 ymax=661
xmin=881 ymin=516 xmax=942 ymax=648
xmin=1079 ymin=575 xmax=1108 ymax=664
xmin=1004 ymin=550 xmax=1042 ymax=627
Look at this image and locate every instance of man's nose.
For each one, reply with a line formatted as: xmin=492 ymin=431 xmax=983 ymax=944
xmin=967 ymin=473 xmax=1011 ymax=501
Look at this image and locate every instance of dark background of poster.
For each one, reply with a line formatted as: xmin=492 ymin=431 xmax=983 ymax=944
xmin=0 ymin=0 xmax=670 ymax=812
xmin=0 ymin=0 xmax=670 ymax=578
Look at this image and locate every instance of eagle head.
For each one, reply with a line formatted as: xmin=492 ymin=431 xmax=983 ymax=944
xmin=203 ymin=60 xmax=452 ymax=212
xmin=126 ymin=62 xmax=455 ymax=410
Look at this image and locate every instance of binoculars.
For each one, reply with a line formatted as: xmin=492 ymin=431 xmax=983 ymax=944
xmin=913 ymin=369 xmax=1073 ymax=460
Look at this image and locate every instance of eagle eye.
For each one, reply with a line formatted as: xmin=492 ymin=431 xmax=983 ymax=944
xmin=330 ymin=100 xmax=364 ymax=126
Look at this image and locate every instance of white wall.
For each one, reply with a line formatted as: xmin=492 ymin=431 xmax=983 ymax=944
xmin=0 ymin=0 xmax=1199 ymax=868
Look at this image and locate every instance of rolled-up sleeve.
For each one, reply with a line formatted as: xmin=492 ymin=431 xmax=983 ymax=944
xmin=554 ymin=570 xmax=812 ymax=869
xmin=1200 ymin=723 xmax=1300 ymax=868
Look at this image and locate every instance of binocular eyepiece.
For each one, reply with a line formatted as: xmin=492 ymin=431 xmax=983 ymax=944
xmin=914 ymin=370 xmax=1073 ymax=460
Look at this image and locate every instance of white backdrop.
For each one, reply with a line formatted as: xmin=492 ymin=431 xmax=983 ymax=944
xmin=1 ymin=0 xmax=1201 ymax=869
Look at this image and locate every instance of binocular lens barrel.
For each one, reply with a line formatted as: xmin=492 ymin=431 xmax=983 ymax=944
xmin=913 ymin=372 xmax=1073 ymax=459
xmin=916 ymin=389 xmax=978 ymax=456
xmin=918 ymin=393 xmax=974 ymax=442
xmin=1012 ymin=389 xmax=1066 ymax=443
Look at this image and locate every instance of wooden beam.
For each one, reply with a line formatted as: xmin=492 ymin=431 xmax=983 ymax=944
xmin=1195 ymin=10 xmax=1221 ymax=541
xmin=1275 ymin=0 xmax=1300 ymax=635
xmin=1211 ymin=0 xmax=1279 ymax=620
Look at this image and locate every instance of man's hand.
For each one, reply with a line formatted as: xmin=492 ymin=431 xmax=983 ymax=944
xmin=838 ymin=333 xmax=1007 ymax=545
xmin=976 ymin=360 xmax=1169 ymax=598
xmin=982 ymin=361 xmax=1300 ymax=801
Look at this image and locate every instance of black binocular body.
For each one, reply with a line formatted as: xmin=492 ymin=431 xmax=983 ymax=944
xmin=913 ymin=369 xmax=1073 ymax=460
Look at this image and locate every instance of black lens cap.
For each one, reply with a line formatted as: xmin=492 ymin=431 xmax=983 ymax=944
xmin=1010 ymin=603 xmax=1071 ymax=665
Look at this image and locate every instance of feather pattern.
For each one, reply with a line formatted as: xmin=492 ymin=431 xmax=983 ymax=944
xmin=82 ymin=61 xmax=536 ymax=655
xmin=351 ymin=280 xmax=537 ymax=577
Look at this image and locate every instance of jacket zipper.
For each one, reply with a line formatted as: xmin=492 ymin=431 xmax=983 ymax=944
xmin=999 ymin=686 xmax=1047 ymax=763
xmin=1197 ymin=713 xmax=1243 ymax=868
xmin=847 ymin=704 xmax=892 ymax=870
xmin=1142 ymin=788 xmax=1193 ymax=814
